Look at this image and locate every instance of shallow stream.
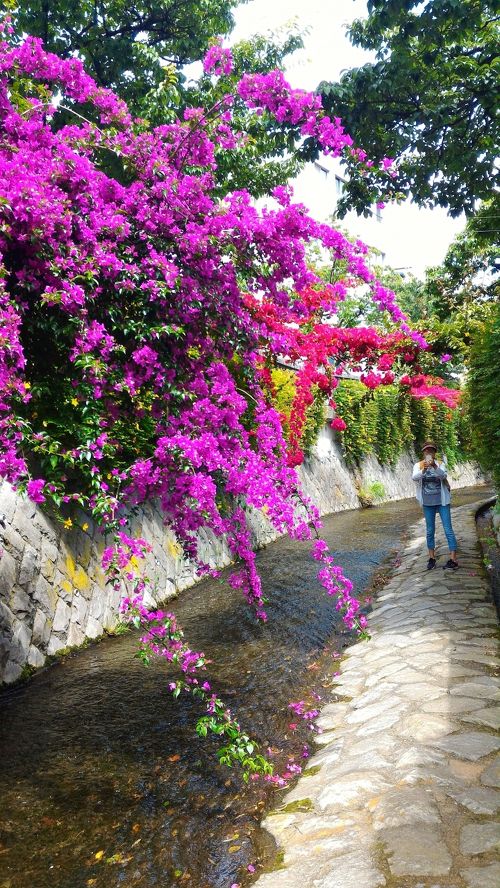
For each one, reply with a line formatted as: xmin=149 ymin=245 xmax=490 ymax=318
xmin=0 ymin=486 xmax=490 ymax=888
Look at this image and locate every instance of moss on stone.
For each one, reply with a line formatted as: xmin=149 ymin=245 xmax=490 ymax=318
xmin=266 ymin=849 xmax=286 ymax=871
xmin=279 ymin=798 xmax=313 ymax=814
xmin=302 ymin=765 xmax=321 ymax=777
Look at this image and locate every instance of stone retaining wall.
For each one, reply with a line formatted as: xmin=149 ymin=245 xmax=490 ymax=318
xmin=0 ymin=425 xmax=484 ymax=683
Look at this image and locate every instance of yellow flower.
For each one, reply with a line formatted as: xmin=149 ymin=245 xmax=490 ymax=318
xmin=63 ymin=518 xmax=73 ymax=529
xmin=82 ymin=522 xmax=89 ymax=532
xmin=24 ymin=381 xmax=31 ymax=390
xmin=71 ymin=397 xmax=78 ymax=406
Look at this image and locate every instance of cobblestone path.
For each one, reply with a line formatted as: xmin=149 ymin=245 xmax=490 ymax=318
xmin=255 ymin=500 xmax=500 ymax=888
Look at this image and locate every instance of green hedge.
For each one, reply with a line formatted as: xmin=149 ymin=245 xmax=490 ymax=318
xmin=466 ymin=305 xmax=500 ymax=488
xmin=334 ymin=380 xmax=468 ymax=467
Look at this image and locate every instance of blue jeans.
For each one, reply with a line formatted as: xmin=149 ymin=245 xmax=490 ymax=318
xmin=423 ymin=504 xmax=457 ymax=552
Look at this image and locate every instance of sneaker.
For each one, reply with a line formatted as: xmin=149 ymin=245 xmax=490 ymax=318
xmin=427 ymin=557 xmax=436 ymax=570
xmin=443 ymin=559 xmax=459 ymax=570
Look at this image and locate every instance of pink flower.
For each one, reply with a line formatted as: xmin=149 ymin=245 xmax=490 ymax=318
xmin=26 ymin=478 xmax=46 ymax=503
xmin=203 ymin=42 xmax=234 ymax=76
xmin=331 ymin=417 xmax=347 ymax=431
xmin=311 ymin=539 xmax=328 ymax=560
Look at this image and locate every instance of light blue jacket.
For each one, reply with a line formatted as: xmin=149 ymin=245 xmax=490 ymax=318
xmin=412 ymin=459 xmax=451 ymax=506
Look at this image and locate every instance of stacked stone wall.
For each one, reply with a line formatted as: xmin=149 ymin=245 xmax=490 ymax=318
xmin=0 ymin=425 xmax=484 ymax=683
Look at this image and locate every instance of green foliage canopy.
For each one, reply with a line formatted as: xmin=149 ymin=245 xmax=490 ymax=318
xmin=425 ymin=195 xmax=500 ymax=322
xmin=11 ymin=0 xmax=239 ymax=108
xmin=10 ymin=1 xmax=308 ymax=196
xmin=316 ymin=0 xmax=499 ymax=217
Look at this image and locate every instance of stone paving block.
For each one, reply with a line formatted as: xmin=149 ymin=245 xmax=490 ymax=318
xmin=395 ymin=746 xmax=447 ymax=769
xmin=353 ymin=710 xmax=402 ymax=737
xmin=364 ymin=662 xmax=406 ymax=685
xmin=345 ymin=698 xmax=405 ymax=725
xmin=398 ymin=683 xmax=446 ymax=702
xmin=460 ymin=863 xmax=500 ymax=888
xmin=343 ymin=734 xmax=400 ymax=760
xmin=462 ymin=707 xmax=500 ymax=730
xmin=432 ymin=732 xmax=500 ymax=761
xmin=451 ymin=653 xmax=500 ymax=667
xmin=422 ymin=696 xmax=485 ymax=715
xmin=480 ymin=755 xmax=500 ymax=788
xmin=381 ymin=824 xmax=452 ymax=876
xmin=472 ymin=675 xmax=500 ymax=688
xmin=450 ymin=683 xmax=500 ymax=701
xmin=390 ymin=668 xmax=443 ymax=685
xmin=351 ymin=682 xmax=400 ymax=709
xmin=459 ymin=822 xmax=500 ymax=855
xmin=447 ymin=784 xmax=500 ymax=814
xmin=447 ymin=759 xmax=484 ymax=781
xmin=254 ymin=849 xmax=386 ymax=888
xmin=430 ymin=664 xmax=484 ymax=679
xmin=317 ymin=772 xmax=392 ymax=812
xmin=312 ymin=849 xmax=386 ymax=888
xmin=407 ymin=653 xmax=451 ymax=669
xmin=369 ymin=786 xmax=440 ymax=830
xmin=397 ymin=713 xmax=458 ymax=742
xmin=277 ymin=818 xmax=367 ymax=864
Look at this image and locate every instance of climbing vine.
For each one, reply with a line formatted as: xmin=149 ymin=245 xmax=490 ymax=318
xmin=334 ymin=382 xmax=467 ymax=467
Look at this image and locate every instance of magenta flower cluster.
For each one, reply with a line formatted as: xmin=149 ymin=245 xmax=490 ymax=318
xmin=203 ymin=39 xmax=234 ymax=76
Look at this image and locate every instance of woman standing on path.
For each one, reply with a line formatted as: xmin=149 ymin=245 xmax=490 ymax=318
xmin=412 ymin=441 xmax=459 ymax=571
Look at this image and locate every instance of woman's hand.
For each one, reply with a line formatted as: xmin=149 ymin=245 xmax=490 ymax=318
xmin=421 ymin=458 xmax=437 ymax=470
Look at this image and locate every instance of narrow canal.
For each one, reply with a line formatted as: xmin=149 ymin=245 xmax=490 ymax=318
xmin=0 ymin=486 xmax=490 ymax=888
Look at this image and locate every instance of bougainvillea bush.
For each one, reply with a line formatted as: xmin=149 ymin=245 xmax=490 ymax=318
xmin=0 ymin=28 xmax=458 ymax=775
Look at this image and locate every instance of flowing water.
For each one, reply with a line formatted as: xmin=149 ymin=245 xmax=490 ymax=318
xmin=0 ymin=486 xmax=491 ymax=888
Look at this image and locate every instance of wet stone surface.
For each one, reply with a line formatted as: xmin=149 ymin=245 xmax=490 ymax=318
xmin=255 ymin=497 xmax=500 ymax=888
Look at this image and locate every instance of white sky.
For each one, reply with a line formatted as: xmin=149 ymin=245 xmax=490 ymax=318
xmin=231 ymin=0 xmax=465 ymax=277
